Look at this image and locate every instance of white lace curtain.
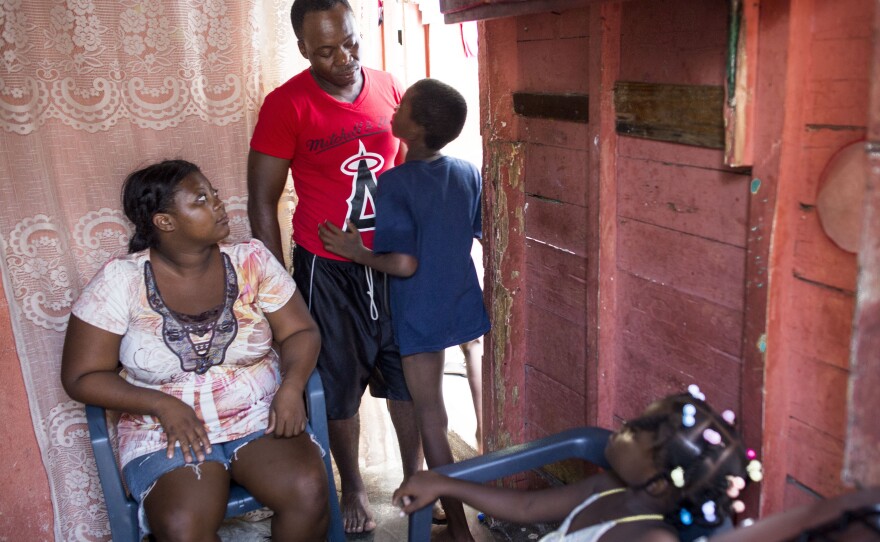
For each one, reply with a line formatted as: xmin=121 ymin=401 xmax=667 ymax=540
xmin=0 ymin=0 xmax=378 ymax=539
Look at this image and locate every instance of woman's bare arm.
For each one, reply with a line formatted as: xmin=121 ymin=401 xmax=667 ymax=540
xmin=61 ymin=316 xmax=212 ymax=462
xmin=263 ymin=289 xmax=321 ymax=437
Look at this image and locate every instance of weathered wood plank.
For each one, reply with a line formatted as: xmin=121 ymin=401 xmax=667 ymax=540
xmin=811 ymin=0 xmax=873 ymax=40
xmin=614 ymin=81 xmax=725 ymax=149
xmin=524 ymin=239 xmax=586 ymax=324
xmin=519 ymin=116 xmax=590 ymax=149
xmin=618 ymin=156 xmax=749 ymax=247
xmin=524 ymin=194 xmax=587 ymax=256
xmin=518 ymin=38 xmax=589 ymax=93
xmin=524 ymin=366 xmax=586 ymax=437
xmin=618 ymin=136 xmax=729 ymax=171
xmin=525 ymin=304 xmax=586 ymax=393
xmin=619 ymin=272 xmax=743 ymax=358
xmin=441 ymin=0 xmax=590 ymax=24
xmin=615 ymin=337 xmax=741 ymax=425
xmin=806 ymin=79 xmax=871 ymax=127
xmin=524 ymin=144 xmax=588 ymax=206
xmin=787 ymin=418 xmax=847 ymax=498
xmin=616 ymin=218 xmax=746 ymax=311
xmin=515 ymin=7 xmax=589 ymax=41
xmin=788 ymin=357 xmax=849 ymax=442
xmin=619 ymin=0 xmax=728 ymax=85
xmin=724 ymin=0 xmax=758 ymax=167
xmin=513 ymin=92 xmax=589 ymax=123
xmin=783 ymin=480 xmax=822 ymax=510
xmin=482 ymin=139 xmax=528 ymax=453
xmin=788 ymin=278 xmax=854 ymax=371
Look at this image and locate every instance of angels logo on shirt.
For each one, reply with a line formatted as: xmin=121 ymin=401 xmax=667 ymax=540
xmin=340 ymin=140 xmax=385 ymax=232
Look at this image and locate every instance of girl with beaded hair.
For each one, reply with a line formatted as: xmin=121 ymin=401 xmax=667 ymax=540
xmin=393 ymin=386 xmax=763 ymax=541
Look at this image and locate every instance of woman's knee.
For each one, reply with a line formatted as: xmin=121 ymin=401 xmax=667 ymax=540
xmin=148 ymin=505 xmax=224 ymax=542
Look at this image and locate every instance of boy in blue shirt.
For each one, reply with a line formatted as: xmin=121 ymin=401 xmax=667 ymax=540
xmin=319 ymin=77 xmax=489 ymax=541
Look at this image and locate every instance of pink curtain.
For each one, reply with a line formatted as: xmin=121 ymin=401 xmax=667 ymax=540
xmin=0 ymin=1 xmax=372 ymax=539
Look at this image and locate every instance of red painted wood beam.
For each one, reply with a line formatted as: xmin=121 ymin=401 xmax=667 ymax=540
xmin=589 ymin=1 xmax=621 ymax=429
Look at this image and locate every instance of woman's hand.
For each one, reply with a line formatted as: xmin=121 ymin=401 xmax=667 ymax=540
xmin=267 ymin=379 xmax=308 ymax=437
xmin=154 ymin=395 xmax=212 ymax=463
xmin=392 ymin=471 xmax=447 ymax=515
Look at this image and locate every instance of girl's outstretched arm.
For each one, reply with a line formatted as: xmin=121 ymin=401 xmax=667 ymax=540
xmin=392 ymin=470 xmax=600 ymax=524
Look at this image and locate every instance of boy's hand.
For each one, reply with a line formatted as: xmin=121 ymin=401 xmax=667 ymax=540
xmin=318 ymin=219 xmax=365 ymax=261
xmin=392 ymin=471 xmax=446 ymax=515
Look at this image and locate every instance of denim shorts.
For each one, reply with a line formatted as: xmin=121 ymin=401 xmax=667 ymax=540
xmin=122 ymin=428 xmax=321 ymax=535
xmin=122 ymin=429 xmax=267 ymax=507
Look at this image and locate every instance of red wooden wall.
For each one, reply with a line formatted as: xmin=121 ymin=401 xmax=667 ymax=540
xmin=477 ymin=0 xmax=875 ymax=513
xmin=760 ymin=0 xmax=870 ymax=513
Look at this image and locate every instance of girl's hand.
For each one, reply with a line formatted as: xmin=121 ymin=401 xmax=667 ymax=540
xmin=392 ymin=471 xmax=446 ymax=514
xmin=318 ymin=220 xmax=364 ymax=261
xmin=154 ymin=395 xmax=212 ymax=463
xmin=267 ymin=379 xmax=308 ymax=437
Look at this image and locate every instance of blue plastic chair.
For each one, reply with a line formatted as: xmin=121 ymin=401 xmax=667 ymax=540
xmin=407 ymin=426 xmax=726 ymax=542
xmin=86 ymin=370 xmax=345 ymax=542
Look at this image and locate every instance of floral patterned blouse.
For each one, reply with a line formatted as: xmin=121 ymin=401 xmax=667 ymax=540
xmin=72 ymin=239 xmax=296 ymax=467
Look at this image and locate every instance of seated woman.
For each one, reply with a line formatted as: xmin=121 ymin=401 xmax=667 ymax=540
xmin=394 ymin=388 xmax=763 ymax=542
xmin=61 ymin=160 xmax=328 ymax=541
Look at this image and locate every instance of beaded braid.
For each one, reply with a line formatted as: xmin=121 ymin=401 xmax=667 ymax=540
xmin=634 ymin=388 xmax=761 ymax=528
xmin=121 ymin=160 xmax=201 ymax=253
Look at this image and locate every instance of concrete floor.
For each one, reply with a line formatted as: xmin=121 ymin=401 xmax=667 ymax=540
xmin=216 ymin=347 xmax=549 ymax=541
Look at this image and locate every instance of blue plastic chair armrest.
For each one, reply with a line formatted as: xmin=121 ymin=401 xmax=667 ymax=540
xmin=408 ymin=426 xmax=612 ymax=541
xmin=305 ymin=370 xmax=345 ymax=542
xmin=85 ymin=404 xmax=141 ymax=542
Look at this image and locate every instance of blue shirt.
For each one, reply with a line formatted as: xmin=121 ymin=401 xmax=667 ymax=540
xmin=373 ymin=156 xmax=491 ymax=356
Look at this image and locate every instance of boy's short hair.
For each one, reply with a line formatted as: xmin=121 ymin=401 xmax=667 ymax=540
xmin=408 ymin=79 xmax=467 ymax=152
xmin=290 ymin=0 xmax=353 ymax=40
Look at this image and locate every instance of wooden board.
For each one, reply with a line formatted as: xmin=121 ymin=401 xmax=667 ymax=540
xmin=513 ymin=92 xmax=588 ymax=123
xmin=614 ymin=81 xmax=725 ymax=149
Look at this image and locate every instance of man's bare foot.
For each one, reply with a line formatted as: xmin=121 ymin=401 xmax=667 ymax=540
xmin=342 ymin=490 xmax=376 ymax=533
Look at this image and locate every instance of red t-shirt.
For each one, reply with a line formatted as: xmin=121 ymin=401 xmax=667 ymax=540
xmin=250 ymin=67 xmax=403 ymax=260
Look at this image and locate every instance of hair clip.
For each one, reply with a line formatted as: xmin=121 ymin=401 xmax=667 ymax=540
xmin=670 ymin=466 xmax=686 ymax=488
xmin=728 ymin=475 xmax=746 ymax=490
xmin=679 ymin=508 xmax=693 ymax=525
xmin=687 ymin=384 xmax=706 ymax=401
xmin=731 ymin=500 xmax=745 ymax=514
xmin=726 ymin=476 xmax=740 ymax=498
xmin=702 ymin=428 xmax=722 ymax=445
xmin=746 ymin=459 xmax=763 ymax=482
xmin=682 ymin=404 xmax=697 ymax=427
xmin=722 ymin=410 xmax=736 ymax=425
xmin=702 ymin=501 xmax=717 ymax=522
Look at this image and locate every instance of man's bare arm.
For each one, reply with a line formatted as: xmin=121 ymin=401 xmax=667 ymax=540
xmin=247 ymin=149 xmax=292 ymax=263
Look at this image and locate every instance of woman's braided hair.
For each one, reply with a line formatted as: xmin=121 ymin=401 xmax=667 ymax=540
xmin=627 ymin=392 xmax=756 ymax=528
xmin=121 ymin=160 xmax=200 ymax=253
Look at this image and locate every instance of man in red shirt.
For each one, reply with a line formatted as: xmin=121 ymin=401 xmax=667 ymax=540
xmin=247 ymin=0 xmax=420 ymax=533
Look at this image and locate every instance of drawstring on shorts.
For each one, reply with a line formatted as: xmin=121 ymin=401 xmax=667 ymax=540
xmin=364 ymin=266 xmax=379 ymax=321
